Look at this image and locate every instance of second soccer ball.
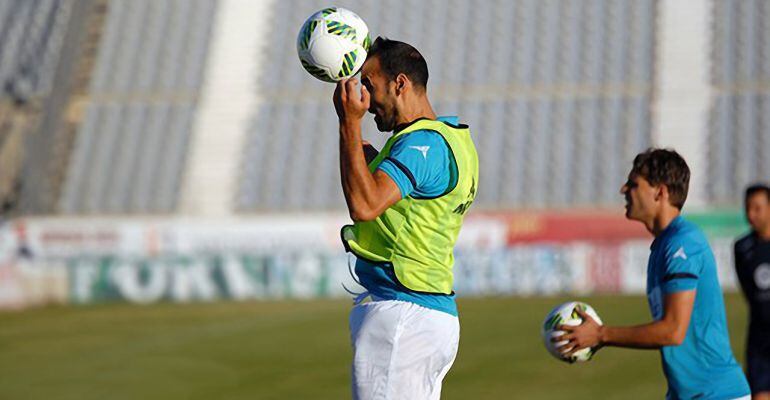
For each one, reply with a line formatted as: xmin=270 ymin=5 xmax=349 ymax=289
xmin=541 ymin=301 xmax=603 ymax=363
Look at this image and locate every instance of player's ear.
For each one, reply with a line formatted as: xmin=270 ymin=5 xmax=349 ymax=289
xmin=656 ymin=184 xmax=669 ymax=204
xmin=394 ymin=73 xmax=408 ymax=95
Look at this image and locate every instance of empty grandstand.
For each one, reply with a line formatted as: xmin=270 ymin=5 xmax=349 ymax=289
xmin=239 ymin=0 xmax=656 ymax=211
xmin=708 ymin=0 xmax=770 ymax=206
xmin=1 ymin=0 xmax=767 ymax=216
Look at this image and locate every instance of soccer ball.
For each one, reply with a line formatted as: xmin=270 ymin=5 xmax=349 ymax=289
xmin=297 ymin=7 xmax=371 ymax=82
xmin=541 ymin=301 xmax=603 ymax=363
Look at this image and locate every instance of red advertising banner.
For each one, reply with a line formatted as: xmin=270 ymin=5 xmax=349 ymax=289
xmin=476 ymin=211 xmax=650 ymax=244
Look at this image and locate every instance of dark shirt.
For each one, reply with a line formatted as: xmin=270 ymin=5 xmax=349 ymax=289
xmin=734 ymin=232 xmax=770 ymax=332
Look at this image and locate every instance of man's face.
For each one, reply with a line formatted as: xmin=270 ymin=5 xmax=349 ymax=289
xmin=745 ymin=192 xmax=770 ymax=232
xmin=360 ymin=56 xmax=398 ymax=132
xmin=620 ymin=173 xmax=660 ymax=222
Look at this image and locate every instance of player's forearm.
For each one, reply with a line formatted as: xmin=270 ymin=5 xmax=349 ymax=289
xmin=601 ymin=320 xmax=685 ymax=349
xmin=339 ymin=121 xmax=379 ymax=220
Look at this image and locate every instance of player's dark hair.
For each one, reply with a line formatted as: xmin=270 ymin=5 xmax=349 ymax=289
xmin=630 ymin=148 xmax=690 ymax=210
xmin=367 ymin=37 xmax=428 ymax=90
xmin=745 ymin=183 xmax=770 ymax=203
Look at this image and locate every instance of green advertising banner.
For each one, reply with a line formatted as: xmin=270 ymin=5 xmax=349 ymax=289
xmin=67 ymin=253 xmax=354 ymax=304
xmin=683 ymin=209 xmax=749 ymax=239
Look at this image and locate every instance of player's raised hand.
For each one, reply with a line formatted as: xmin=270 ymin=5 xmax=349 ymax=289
xmin=554 ymin=308 xmax=604 ymax=356
xmin=334 ymin=78 xmax=370 ymax=124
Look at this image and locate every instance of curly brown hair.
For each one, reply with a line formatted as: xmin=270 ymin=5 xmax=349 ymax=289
xmin=630 ymin=148 xmax=690 ymax=210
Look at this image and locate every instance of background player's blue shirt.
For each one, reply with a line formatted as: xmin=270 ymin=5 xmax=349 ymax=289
xmin=647 ymin=216 xmax=750 ymax=400
xmin=354 ymin=116 xmax=459 ymax=316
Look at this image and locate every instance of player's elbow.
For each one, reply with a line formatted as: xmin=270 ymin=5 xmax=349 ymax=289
xmin=348 ymin=195 xmax=386 ymax=222
xmin=663 ymin=325 xmax=687 ymax=346
xmin=349 ymin=206 xmax=377 ymax=222
xmin=669 ymin=330 xmax=687 ymax=346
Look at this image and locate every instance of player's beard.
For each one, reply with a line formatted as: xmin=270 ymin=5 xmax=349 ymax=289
xmin=373 ymin=106 xmax=397 ymax=132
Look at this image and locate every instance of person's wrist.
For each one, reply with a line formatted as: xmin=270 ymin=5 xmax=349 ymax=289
xmin=597 ymin=325 xmax=607 ymax=346
xmin=340 ymin=117 xmax=362 ymax=133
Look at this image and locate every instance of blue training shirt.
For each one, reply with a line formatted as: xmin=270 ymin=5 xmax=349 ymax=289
xmin=647 ymin=216 xmax=750 ymax=400
xmin=354 ymin=116 xmax=459 ymax=316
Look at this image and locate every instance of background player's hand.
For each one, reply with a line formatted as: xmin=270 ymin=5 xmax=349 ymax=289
xmin=333 ymin=78 xmax=370 ymax=125
xmin=554 ymin=308 xmax=603 ymax=356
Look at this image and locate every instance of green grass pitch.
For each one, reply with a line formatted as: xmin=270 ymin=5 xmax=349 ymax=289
xmin=0 ymin=294 xmax=748 ymax=399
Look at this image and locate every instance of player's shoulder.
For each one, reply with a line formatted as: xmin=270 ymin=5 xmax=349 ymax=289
xmin=395 ymin=129 xmax=446 ymax=144
xmin=664 ymin=218 xmax=709 ymax=257
xmin=393 ymin=116 xmax=462 ymax=148
xmin=392 ymin=130 xmax=449 ymax=156
xmin=735 ymin=232 xmax=754 ymax=248
xmin=734 ymin=232 xmax=756 ymax=254
xmin=674 ymin=217 xmax=708 ymax=242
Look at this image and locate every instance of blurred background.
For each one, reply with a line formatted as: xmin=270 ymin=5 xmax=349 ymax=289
xmin=0 ymin=0 xmax=767 ymax=399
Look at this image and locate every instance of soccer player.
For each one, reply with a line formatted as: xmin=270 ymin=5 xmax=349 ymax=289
xmin=557 ymin=149 xmax=751 ymax=400
xmin=735 ymin=184 xmax=770 ymax=400
xmin=332 ymin=37 xmax=479 ymax=400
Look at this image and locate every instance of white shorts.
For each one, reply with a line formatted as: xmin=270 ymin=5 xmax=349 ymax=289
xmin=349 ymin=298 xmax=460 ymax=400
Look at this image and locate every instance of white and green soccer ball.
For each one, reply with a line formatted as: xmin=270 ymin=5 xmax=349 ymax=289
xmin=541 ymin=301 xmax=603 ymax=363
xmin=297 ymin=7 xmax=371 ymax=82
